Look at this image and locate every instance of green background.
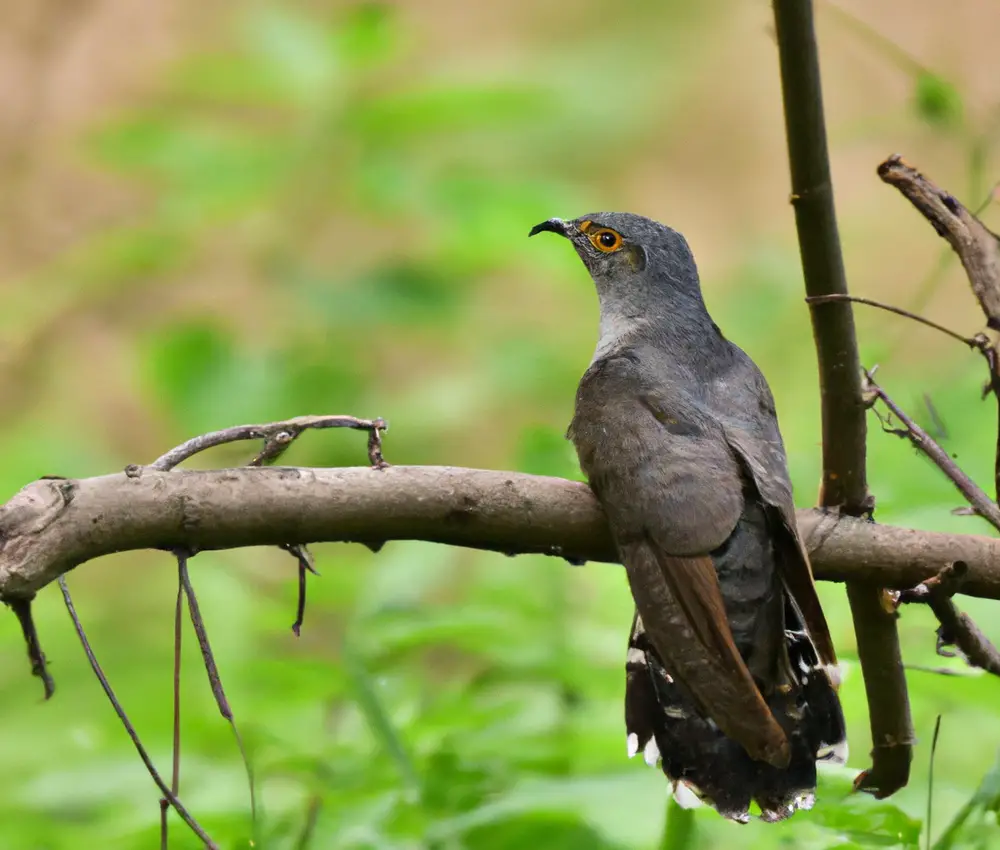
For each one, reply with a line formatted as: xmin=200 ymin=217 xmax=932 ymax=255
xmin=1 ymin=1 xmax=998 ymax=847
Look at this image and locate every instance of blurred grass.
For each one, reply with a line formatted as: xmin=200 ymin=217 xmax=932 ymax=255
xmin=1 ymin=1 xmax=1000 ymax=848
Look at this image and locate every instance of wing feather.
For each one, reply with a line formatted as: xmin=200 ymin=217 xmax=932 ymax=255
xmin=722 ymin=398 xmax=838 ymax=667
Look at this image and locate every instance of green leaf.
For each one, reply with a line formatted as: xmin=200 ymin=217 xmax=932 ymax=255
xmin=342 ymin=638 xmax=422 ymax=800
xmin=807 ymin=774 xmax=922 ymax=848
xmin=142 ymin=320 xmax=235 ymax=415
xmin=934 ymin=751 xmax=1000 ymax=849
xmin=242 ymin=6 xmax=341 ymax=103
xmin=338 ymin=3 xmax=398 ymax=67
xmin=463 ymin=811 xmax=627 ymax=850
xmin=914 ymin=73 xmax=963 ymax=128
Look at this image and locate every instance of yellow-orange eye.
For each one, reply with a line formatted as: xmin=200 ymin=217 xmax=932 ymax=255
xmin=590 ymin=228 xmax=622 ymax=252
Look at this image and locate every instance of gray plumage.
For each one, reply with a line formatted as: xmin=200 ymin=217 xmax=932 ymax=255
xmin=530 ymin=212 xmax=846 ymax=822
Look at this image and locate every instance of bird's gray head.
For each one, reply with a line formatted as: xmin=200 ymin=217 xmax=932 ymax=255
xmin=530 ymin=212 xmax=711 ymax=355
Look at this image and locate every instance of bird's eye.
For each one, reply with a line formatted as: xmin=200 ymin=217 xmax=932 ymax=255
xmin=590 ymin=228 xmax=622 ymax=253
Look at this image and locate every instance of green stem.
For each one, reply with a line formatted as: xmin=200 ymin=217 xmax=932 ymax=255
xmin=659 ymin=797 xmax=696 ymax=850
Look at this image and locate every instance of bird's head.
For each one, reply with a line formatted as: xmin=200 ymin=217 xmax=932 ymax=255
xmin=529 ymin=212 xmax=707 ymax=342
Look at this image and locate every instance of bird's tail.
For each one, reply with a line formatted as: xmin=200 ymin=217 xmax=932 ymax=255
xmin=624 ymin=601 xmax=846 ymax=823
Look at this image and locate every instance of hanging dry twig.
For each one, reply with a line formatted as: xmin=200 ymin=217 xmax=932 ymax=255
xmin=57 ymin=575 xmax=218 ymax=849
xmin=7 ymin=596 xmax=54 ymax=699
xmin=177 ymin=550 xmax=259 ymax=839
xmin=160 ymin=574 xmax=185 ymax=850
xmin=282 ymin=543 xmax=319 ymax=636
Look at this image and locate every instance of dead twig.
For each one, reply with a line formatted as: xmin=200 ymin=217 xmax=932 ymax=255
xmin=879 ymin=155 xmax=1000 ymax=500
xmin=7 ymin=596 xmax=54 ymax=699
xmin=160 ymin=568 xmax=185 ymax=849
xmin=177 ymin=552 xmax=258 ymax=839
xmin=879 ymin=155 xmax=1000 ymax=330
xmin=281 ymin=544 xmax=318 ymax=637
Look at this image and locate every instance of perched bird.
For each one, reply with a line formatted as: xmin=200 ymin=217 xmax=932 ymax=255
xmin=529 ymin=212 xmax=846 ymax=822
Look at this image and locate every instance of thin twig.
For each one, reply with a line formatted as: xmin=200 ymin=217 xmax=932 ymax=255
xmin=804 ymin=294 xmax=977 ymax=347
xmin=177 ymin=552 xmax=258 ymax=839
xmin=8 ymin=597 xmax=55 ymax=699
xmin=57 ymin=576 xmax=217 ymax=848
xmin=863 ymin=369 xmax=1000 ymax=532
xmin=148 ymin=415 xmax=388 ymax=472
xmin=160 ymin=570 xmax=186 ymax=849
xmin=773 ymin=0 xmax=912 ymax=798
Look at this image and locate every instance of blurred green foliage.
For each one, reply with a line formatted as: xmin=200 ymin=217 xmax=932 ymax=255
xmin=1 ymin=2 xmax=1000 ymax=849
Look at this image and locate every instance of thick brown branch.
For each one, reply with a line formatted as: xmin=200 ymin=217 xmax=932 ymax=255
xmin=773 ymin=0 xmax=911 ymax=797
xmin=3 ymin=466 xmax=1000 ymax=599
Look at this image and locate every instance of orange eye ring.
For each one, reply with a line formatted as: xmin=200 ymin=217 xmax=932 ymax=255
xmin=590 ymin=228 xmax=622 ymax=253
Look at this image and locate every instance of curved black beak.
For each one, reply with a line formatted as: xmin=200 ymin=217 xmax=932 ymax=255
xmin=528 ymin=218 xmax=569 ymax=238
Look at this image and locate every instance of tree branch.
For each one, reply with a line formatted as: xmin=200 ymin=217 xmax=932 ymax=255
xmin=772 ymin=0 xmax=913 ymax=797
xmin=4 ymin=466 xmax=1000 ymax=600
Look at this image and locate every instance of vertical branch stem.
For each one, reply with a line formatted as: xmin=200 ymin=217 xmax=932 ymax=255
xmin=772 ymin=0 xmax=913 ymax=797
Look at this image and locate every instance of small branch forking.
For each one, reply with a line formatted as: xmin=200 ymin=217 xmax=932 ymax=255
xmin=894 ymin=563 xmax=1000 ymax=677
xmin=148 ymin=415 xmax=389 ymax=472
xmin=863 ymin=373 xmax=1000 ymax=680
xmin=862 ymin=368 xmax=1000 ymax=533
xmin=57 ymin=575 xmax=218 ymax=849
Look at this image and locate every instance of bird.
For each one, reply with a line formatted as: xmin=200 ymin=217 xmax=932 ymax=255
xmin=529 ymin=212 xmax=847 ymax=823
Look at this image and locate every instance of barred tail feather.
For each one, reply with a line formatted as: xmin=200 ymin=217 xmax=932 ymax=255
xmin=624 ymin=606 xmax=846 ymax=823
